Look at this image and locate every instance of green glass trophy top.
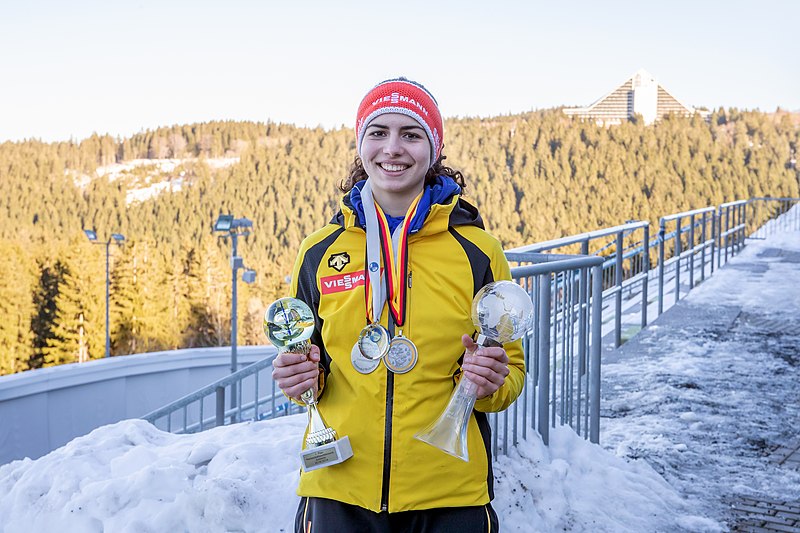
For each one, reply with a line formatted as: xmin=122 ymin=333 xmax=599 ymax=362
xmin=264 ymin=297 xmax=315 ymax=349
xmin=470 ymin=281 xmax=534 ymax=344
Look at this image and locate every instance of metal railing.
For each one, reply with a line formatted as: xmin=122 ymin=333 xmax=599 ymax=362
xmin=143 ymin=252 xmax=606 ymax=454
xmin=748 ymin=197 xmax=800 ymax=238
xmin=656 ymin=198 xmax=800 ymax=314
xmin=718 ymin=200 xmax=748 ymax=268
xmin=143 ymin=196 xmax=800 ymax=451
xmin=142 ymin=350 xmax=303 ymax=433
xmin=508 ymin=221 xmax=651 ymax=349
xmin=492 ymin=253 xmax=604 ymax=450
xmin=657 ymin=207 xmax=717 ymax=314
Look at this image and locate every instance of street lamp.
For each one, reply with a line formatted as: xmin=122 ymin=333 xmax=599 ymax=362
xmin=83 ymin=229 xmax=125 ymax=358
xmin=213 ymin=213 xmax=257 ymax=421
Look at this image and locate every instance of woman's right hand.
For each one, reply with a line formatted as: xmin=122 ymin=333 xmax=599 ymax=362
xmin=272 ymin=344 xmax=321 ymax=402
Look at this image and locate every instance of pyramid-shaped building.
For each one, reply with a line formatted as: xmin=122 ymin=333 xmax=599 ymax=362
xmin=563 ymin=69 xmax=706 ymax=126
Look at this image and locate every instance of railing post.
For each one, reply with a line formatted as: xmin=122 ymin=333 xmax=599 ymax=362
xmin=589 ymin=264 xmax=602 ymax=444
xmin=521 ymin=277 xmax=530 ymax=442
xmin=614 ymin=231 xmax=623 ymax=347
xmin=641 ymin=224 xmax=649 ymax=328
xmin=725 ymin=207 xmax=731 ymax=264
xmin=737 ymin=204 xmax=742 ymax=252
xmin=736 ymin=203 xmax=741 ymax=251
xmin=740 ymin=202 xmax=747 ymax=249
xmin=658 ymin=221 xmax=665 ymax=316
xmin=689 ymin=214 xmax=695 ymax=290
xmin=711 ymin=209 xmax=717 ymax=273
xmin=537 ymin=272 xmax=551 ymax=446
xmin=714 ymin=208 xmax=720 ymax=271
xmin=576 ymin=242 xmax=589 ymax=437
xmin=674 ymin=218 xmax=682 ymax=305
xmin=531 ymin=275 xmax=540 ymax=434
xmin=550 ymin=273 xmax=557 ymax=429
xmin=700 ymin=212 xmax=707 ymax=282
xmin=743 ymin=200 xmax=749 ymax=242
xmin=216 ymin=386 xmax=225 ymax=427
xmin=254 ymin=371 xmax=260 ymax=422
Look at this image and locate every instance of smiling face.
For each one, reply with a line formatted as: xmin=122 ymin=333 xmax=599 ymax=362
xmin=361 ymin=113 xmax=432 ymax=217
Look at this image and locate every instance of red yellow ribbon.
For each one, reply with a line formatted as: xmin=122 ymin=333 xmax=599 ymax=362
xmin=364 ymin=191 xmax=423 ymax=327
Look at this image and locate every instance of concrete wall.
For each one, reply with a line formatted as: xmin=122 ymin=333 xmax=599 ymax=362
xmin=0 ymin=346 xmax=277 ymax=466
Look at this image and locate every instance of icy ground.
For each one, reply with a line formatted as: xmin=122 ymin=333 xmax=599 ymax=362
xmin=601 ymin=227 xmax=800 ymax=528
xmin=0 ymin=226 xmax=797 ymax=532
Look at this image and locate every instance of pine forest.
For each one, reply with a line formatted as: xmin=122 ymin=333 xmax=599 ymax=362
xmin=0 ymin=108 xmax=798 ymax=375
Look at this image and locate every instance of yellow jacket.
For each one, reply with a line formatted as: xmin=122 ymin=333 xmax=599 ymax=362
xmin=290 ymin=187 xmax=525 ymax=513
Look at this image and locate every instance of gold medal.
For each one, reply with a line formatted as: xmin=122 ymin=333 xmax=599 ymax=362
xmin=358 ymin=323 xmax=391 ymax=360
xmin=351 ymin=342 xmax=381 ymax=374
xmin=384 ymin=333 xmax=418 ymax=374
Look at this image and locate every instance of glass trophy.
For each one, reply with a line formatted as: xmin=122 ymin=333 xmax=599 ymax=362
xmin=415 ymin=281 xmax=534 ymax=461
xmin=264 ymin=297 xmax=353 ymax=471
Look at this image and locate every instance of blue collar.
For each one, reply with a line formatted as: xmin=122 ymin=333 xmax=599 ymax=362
xmin=349 ymin=176 xmax=462 ymax=233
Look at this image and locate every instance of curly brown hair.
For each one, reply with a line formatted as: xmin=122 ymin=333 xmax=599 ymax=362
xmin=339 ymin=153 xmax=467 ymax=193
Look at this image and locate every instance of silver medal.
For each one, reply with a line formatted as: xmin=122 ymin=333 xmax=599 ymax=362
xmin=384 ymin=334 xmax=418 ymax=374
xmin=358 ymin=323 xmax=391 ymax=360
xmin=351 ymin=342 xmax=381 ymax=374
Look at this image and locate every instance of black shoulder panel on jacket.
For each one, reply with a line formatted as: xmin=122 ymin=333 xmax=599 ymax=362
xmin=447 ymin=227 xmax=498 ymax=500
xmin=449 ymin=198 xmax=485 ymax=230
xmin=475 ymin=411 xmax=495 ymax=500
xmin=295 ymin=226 xmax=345 ymax=378
xmin=448 ymin=227 xmax=495 ymax=297
xmin=329 ymin=210 xmax=345 ymax=227
xmin=296 ymin=227 xmax=346 ymax=309
xmin=329 ymin=192 xmax=354 ymax=226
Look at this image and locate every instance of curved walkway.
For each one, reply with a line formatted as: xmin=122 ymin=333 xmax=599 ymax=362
xmin=599 ymin=231 xmax=800 ymax=532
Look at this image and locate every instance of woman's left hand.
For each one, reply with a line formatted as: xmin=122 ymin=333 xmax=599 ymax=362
xmin=460 ymin=334 xmax=510 ymax=399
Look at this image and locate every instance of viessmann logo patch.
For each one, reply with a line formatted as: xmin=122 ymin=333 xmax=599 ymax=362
xmin=320 ymin=270 xmax=366 ymax=295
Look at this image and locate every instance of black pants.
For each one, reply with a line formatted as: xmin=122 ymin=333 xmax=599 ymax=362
xmin=295 ymin=497 xmax=499 ymax=533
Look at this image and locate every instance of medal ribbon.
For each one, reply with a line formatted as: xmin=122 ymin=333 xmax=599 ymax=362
xmin=374 ymin=197 xmax=420 ymax=327
xmin=361 ymin=181 xmax=422 ymax=327
xmin=362 ymin=182 xmax=384 ymax=325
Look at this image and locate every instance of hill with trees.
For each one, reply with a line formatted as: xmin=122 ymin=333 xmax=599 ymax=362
xmin=0 ymin=109 xmax=797 ymax=374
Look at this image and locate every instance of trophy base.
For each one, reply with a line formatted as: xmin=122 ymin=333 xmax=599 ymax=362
xmin=300 ymin=436 xmax=353 ymax=472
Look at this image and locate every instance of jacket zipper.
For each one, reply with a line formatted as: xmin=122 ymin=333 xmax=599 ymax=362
xmin=379 ymin=258 xmax=412 ymax=511
xmin=380 ymin=319 xmax=396 ymax=512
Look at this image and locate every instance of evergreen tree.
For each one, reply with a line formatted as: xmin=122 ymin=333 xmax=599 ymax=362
xmin=45 ymin=240 xmax=108 ymax=365
xmin=0 ymin=240 xmax=36 ymax=374
xmin=30 ymin=254 xmax=67 ymax=370
xmin=0 ymin=111 xmax=798 ymax=374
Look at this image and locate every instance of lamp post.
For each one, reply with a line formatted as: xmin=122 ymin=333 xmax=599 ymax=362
xmin=213 ymin=214 xmax=257 ymax=421
xmin=83 ymin=229 xmax=125 ymax=358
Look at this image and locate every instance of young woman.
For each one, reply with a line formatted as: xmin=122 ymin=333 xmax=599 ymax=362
xmin=272 ymin=77 xmax=525 ymax=533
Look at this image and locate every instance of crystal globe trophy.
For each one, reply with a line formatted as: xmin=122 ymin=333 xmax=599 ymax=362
xmin=264 ymin=297 xmax=353 ymax=471
xmin=415 ymin=281 xmax=534 ymax=461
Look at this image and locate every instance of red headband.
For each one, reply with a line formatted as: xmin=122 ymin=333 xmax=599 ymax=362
xmin=355 ymin=78 xmax=443 ymax=166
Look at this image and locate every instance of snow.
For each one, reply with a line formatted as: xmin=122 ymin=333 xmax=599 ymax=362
xmin=0 ymin=223 xmax=798 ymax=532
xmin=599 ymin=226 xmax=800 ymax=528
xmin=77 ymin=157 xmax=241 ymax=204
xmin=95 ymin=158 xmax=240 ymax=179
xmin=1 ymin=418 xmax=712 ymax=533
xmin=125 ymin=179 xmax=184 ymax=205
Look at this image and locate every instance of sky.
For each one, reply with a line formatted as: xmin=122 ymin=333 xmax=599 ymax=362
xmin=1 ymin=0 xmax=798 ymax=143
xmin=0 ymin=212 xmax=798 ymax=532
